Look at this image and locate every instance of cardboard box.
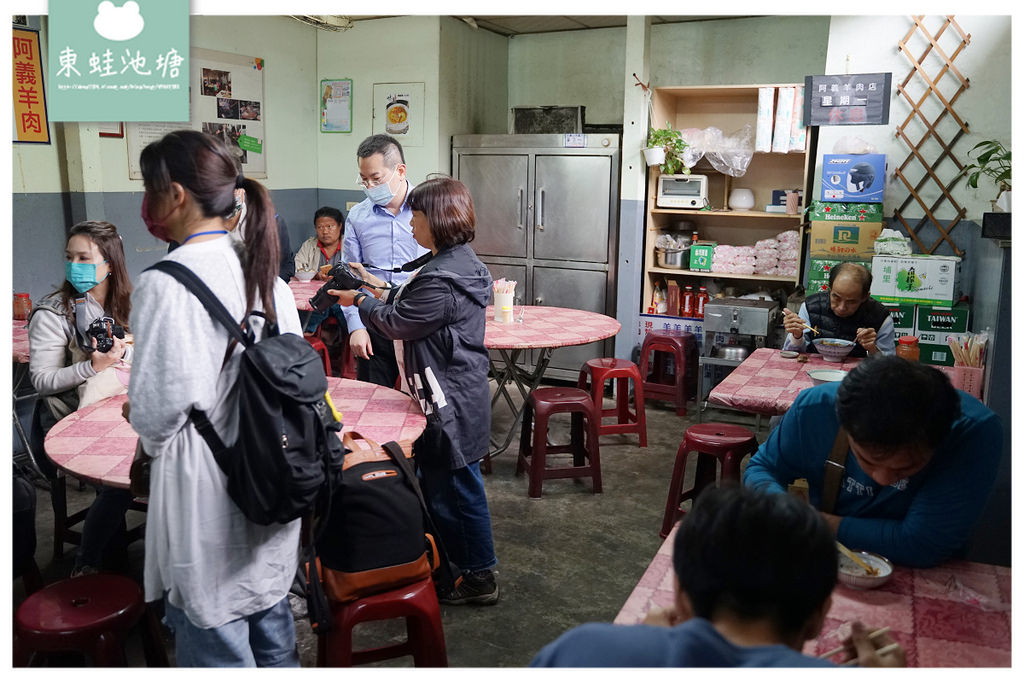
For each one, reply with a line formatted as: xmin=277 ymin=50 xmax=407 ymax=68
xmin=916 ymin=302 xmax=970 ymax=335
xmin=637 ymin=314 xmax=704 ymax=352
xmin=919 ymin=343 xmax=956 ymax=367
xmin=807 ymin=278 xmax=831 ymax=293
xmin=689 ymin=242 xmax=716 ymax=272
xmin=821 ymin=154 xmax=886 ymax=203
xmin=870 ymin=255 xmax=962 ymax=306
xmin=884 ymin=302 xmax=916 ymax=340
xmin=808 ymin=202 xmax=885 ymax=223
xmin=809 ymin=221 xmax=884 ymax=258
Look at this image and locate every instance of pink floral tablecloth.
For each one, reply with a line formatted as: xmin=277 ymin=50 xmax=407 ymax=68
xmin=43 ymin=377 xmax=425 ymax=489
xmin=484 ymin=306 xmax=620 ymax=350
xmin=708 ymin=347 xmax=862 ymax=416
xmin=288 ymin=278 xmax=322 ymax=312
xmin=616 ymin=526 xmax=1011 ymax=667
xmin=13 ymin=319 xmax=30 ymax=363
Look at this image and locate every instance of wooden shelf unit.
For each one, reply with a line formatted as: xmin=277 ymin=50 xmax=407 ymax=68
xmin=642 ymin=83 xmax=818 ymax=316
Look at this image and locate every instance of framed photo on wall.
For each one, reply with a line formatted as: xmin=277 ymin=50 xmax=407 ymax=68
xmin=321 ymin=79 xmax=352 ymax=133
xmin=372 ymin=82 xmax=424 ymax=147
xmin=97 ymin=122 xmax=124 ymax=138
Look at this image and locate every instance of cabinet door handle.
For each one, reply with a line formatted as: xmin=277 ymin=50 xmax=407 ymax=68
xmin=535 ymin=188 xmax=544 ymax=231
xmin=533 ymin=296 xmax=543 ymax=305
xmin=517 ymin=187 xmax=524 ymax=229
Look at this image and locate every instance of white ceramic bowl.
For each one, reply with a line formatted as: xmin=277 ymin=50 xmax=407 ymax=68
xmin=295 ymin=271 xmax=316 ymax=282
xmin=815 ymin=337 xmax=855 ymax=362
xmin=807 ymin=369 xmax=848 ymax=386
xmin=837 ymin=550 xmax=894 ymax=590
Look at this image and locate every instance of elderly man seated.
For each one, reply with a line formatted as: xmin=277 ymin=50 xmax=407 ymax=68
xmin=783 ymin=262 xmax=894 ymax=357
xmin=743 ymin=355 xmax=1001 ymax=568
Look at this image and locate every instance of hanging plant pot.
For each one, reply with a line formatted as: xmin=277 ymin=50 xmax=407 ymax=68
xmin=643 ymin=146 xmax=666 ymax=166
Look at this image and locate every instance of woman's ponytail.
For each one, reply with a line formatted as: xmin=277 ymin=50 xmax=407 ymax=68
xmin=238 ymin=177 xmax=279 ymax=324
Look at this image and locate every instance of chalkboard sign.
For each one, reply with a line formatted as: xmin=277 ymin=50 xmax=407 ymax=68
xmin=803 ymin=73 xmax=892 ymax=126
xmin=509 ymin=106 xmax=585 ymax=134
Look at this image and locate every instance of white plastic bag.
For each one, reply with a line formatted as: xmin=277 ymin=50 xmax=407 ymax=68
xmin=706 ymin=124 xmax=755 ymax=177
xmin=680 ymin=128 xmax=707 ymax=169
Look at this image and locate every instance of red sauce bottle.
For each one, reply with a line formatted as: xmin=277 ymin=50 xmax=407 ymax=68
xmin=695 ymin=286 xmax=709 ymax=319
xmin=681 ymin=285 xmax=695 ymax=317
xmin=896 ymin=335 xmax=920 ymax=362
xmin=13 ymin=293 xmax=32 ymax=320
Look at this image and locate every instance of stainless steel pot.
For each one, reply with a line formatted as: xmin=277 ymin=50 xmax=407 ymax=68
xmin=656 ymin=248 xmax=686 ymax=269
xmin=713 ymin=344 xmax=751 ymax=361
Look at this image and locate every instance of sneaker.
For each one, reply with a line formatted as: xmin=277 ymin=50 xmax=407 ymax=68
xmin=438 ymin=570 xmax=500 ymax=606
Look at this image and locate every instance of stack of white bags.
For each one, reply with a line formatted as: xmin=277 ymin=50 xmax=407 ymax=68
xmin=710 ymin=229 xmax=801 ymax=277
xmin=711 ymin=245 xmax=756 ymax=275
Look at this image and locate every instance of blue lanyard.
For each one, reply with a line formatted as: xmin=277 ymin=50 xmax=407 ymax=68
xmin=181 ymin=230 xmax=228 ymax=245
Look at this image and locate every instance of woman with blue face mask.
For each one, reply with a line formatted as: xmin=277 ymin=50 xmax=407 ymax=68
xmin=28 ymin=220 xmax=135 ymax=576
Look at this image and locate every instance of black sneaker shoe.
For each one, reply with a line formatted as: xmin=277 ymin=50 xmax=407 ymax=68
xmin=437 ymin=570 xmax=500 ymax=606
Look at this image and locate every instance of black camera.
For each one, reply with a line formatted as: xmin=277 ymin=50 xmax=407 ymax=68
xmin=87 ymin=316 xmax=126 ymax=353
xmin=308 ymin=264 xmax=376 ymax=313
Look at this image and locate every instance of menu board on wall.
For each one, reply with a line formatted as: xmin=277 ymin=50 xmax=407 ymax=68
xmin=803 ymin=73 xmax=892 ymax=126
xmin=127 ymin=48 xmax=266 ymax=178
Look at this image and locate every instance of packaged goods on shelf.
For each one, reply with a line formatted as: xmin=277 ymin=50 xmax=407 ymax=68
xmin=755 ymin=238 xmax=779 ymax=250
xmin=820 ymin=153 xmax=887 ymax=203
xmin=870 ymin=254 xmax=962 ymax=307
xmin=884 ymin=302 xmax=916 ymax=340
xmin=808 ymin=201 xmax=884 ymax=258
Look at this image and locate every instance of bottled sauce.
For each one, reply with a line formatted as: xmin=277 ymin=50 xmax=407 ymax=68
xmin=13 ymin=292 xmax=32 ymax=320
xmin=681 ymin=285 xmax=695 ymax=317
xmin=896 ymin=335 xmax=920 ymax=362
xmin=691 ymin=230 xmax=699 ymax=245
xmin=695 ymin=286 xmax=709 ymax=319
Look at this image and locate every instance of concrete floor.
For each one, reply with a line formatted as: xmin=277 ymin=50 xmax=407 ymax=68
xmin=13 ymin=379 xmax=769 ymax=668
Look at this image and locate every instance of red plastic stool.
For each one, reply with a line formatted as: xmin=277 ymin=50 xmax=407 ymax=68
xmin=639 ymin=330 xmax=698 ymax=416
xmin=304 ymin=332 xmax=333 ymax=376
xmin=577 ymin=358 xmax=647 ymax=446
xmin=317 ymin=577 xmax=447 ymax=667
xmin=13 ymin=573 xmax=167 ymax=667
xmin=516 ymin=387 xmax=602 ymax=498
xmin=659 ymin=422 xmax=759 ymax=538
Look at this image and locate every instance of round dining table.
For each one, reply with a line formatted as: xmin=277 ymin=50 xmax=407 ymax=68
xmin=287 ymin=278 xmax=322 ymax=313
xmin=43 ymin=377 xmax=426 ymax=489
xmin=484 ymin=305 xmax=621 ymax=461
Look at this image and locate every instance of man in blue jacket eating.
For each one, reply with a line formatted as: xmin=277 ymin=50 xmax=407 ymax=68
xmin=743 ymin=355 xmax=1001 ymax=567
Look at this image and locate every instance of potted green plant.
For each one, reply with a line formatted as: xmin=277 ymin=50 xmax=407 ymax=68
xmin=961 ymin=139 xmax=1011 ymax=212
xmin=645 ymin=123 xmax=690 ymax=176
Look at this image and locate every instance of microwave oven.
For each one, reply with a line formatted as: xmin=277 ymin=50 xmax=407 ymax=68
xmin=656 ymin=174 xmax=708 ymax=209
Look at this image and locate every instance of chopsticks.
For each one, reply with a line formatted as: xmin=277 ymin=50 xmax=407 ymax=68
xmin=947 ymin=332 xmax=987 ymax=368
xmin=840 ymin=642 xmax=902 ymax=666
xmin=836 ymin=541 xmax=878 ymax=576
xmin=818 ymin=627 xmax=891 ymax=660
xmin=798 ymin=320 xmax=820 ymax=335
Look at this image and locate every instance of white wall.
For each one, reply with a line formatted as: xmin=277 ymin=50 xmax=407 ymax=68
xmin=818 ymin=15 xmax=1011 ymax=221
xmin=316 ymin=15 xmax=441 ymax=187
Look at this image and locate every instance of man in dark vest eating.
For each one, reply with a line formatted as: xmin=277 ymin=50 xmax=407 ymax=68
xmin=783 ymin=262 xmax=894 ymax=357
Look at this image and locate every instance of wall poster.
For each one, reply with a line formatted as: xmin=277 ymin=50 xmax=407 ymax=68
xmin=13 ymin=28 xmax=50 ymax=144
xmin=372 ymin=82 xmax=424 ymax=147
xmin=127 ymin=48 xmax=266 ymax=178
xmin=321 ymin=78 xmax=352 ymax=133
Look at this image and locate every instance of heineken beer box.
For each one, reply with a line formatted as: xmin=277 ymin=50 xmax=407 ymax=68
xmin=821 ymin=154 xmax=886 ymax=203
xmin=808 ymin=202 xmax=884 ymax=259
xmin=870 ymin=254 xmax=962 ymax=307
xmin=885 ymin=302 xmax=916 ymax=340
xmin=807 ymin=257 xmax=871 ymax=293
xmin=915 ymin=303 xmax=970 ymax=344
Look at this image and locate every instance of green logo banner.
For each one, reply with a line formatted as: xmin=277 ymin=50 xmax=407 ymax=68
xmin=48 ymin=0 xmax=189 ymax=121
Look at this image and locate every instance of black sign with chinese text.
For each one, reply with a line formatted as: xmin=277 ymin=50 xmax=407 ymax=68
xmin=803 ymin=73 xmax=892 ymax=126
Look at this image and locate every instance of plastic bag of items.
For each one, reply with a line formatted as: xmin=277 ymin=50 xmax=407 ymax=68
xmin=679 ymin=128 xmax=708 ymax=169
xmin=704 ymin=124 xmax=755 ymax=177
xmin=655 ymin=233 xmax=690 ymax=250
xmin=831 ymin=136 xmax=879 ymax=155
xmin=712 ymin=244 xmax=755 ymax=275
xmin=874 ymin=228 xmax=913 ymax=255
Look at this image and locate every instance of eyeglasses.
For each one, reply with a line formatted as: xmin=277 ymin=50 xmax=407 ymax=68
xmin=357 ymin=166 xmax=397 ymax=189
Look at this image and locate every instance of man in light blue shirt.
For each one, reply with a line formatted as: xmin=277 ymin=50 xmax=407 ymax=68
xmin=342 ymin=134 xmax=429 ymax=387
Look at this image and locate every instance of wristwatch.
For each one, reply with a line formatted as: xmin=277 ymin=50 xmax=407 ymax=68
xmin=353 ymin=292 xmax=367 ymax=306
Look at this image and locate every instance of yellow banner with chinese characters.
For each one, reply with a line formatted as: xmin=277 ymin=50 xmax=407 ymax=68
xmin=13 ymin=28 xmax=49 ymax=143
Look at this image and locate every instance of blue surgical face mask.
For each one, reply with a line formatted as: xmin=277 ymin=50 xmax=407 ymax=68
xmin=363 ymin=167 xmax=398 ymax=206
xmin=65 ymin=260 xmax=108 ymax=294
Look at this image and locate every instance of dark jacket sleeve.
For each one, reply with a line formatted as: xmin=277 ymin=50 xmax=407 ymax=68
xmin=356 ymin=276 xmax=450 ymax=342
xmin=276 ymin=214 xmax=295 ymax=281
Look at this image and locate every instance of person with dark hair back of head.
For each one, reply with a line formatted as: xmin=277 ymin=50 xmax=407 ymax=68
xmin=745 ymin=355 xmax=1001 ymax=568
xmin=128 ymin=129 xmax=304 ymax=667
xmin=783 ymin=262 xmax=895 ymax=356
xmin=340 ymin=134 xmax=430 ymax=388
xmin=531 ymin=486 xmax=905 ymax=667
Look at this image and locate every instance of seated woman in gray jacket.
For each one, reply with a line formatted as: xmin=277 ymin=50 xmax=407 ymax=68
xmin=29 ymin=220 xmax=134 ymax=576
xmin=329 ymin=177 xmax=500 ymax=606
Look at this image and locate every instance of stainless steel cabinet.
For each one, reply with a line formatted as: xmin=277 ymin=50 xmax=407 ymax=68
xmin=452 ymin=134 xmax=620 ymax=377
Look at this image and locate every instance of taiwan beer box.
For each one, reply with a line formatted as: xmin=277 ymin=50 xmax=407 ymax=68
xmin=884 ymin=302 xmax=916 ymax=340
xmin=914 ymin=302 xmax=970 ymax=344
xmin=808 ymin=202 xmax=884 ymax=259
xmin=870 ymin=254 xmax=962 ymax=307
xmin=821 ymin=154 xmax=886 ymax=203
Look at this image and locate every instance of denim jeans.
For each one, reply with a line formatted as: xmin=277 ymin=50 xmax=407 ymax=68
xmin=303 ymin=303 xmax=346 ymax=334
xmin=417 ymin=459 xmax=497 ymax=574
xmin=74 ymin=486 xmax=133 ymax=571
xmin=163 ymin=595 xmax=299 ymax=667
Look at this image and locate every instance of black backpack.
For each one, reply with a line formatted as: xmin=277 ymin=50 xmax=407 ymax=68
xmin=144 ymin=261 xmax=345 ymax=526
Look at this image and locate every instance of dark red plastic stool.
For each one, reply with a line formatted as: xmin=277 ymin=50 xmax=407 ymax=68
xmin=577 ymin=358 xmax=647 ymax=446
xmin=639 ymin=330 xmax=698 ymax=416
xmin=516 ymin=387 xmax=602 ymax=498
xmin=317 ymin=576 xmax=447 ymax=667
xmin=304 ymin=332 xmax=333 ymax=376
xmin=13 ymin=573 xmax=167 ymax=667
xmin=660 ymin=422 xmax=759 ymax=538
